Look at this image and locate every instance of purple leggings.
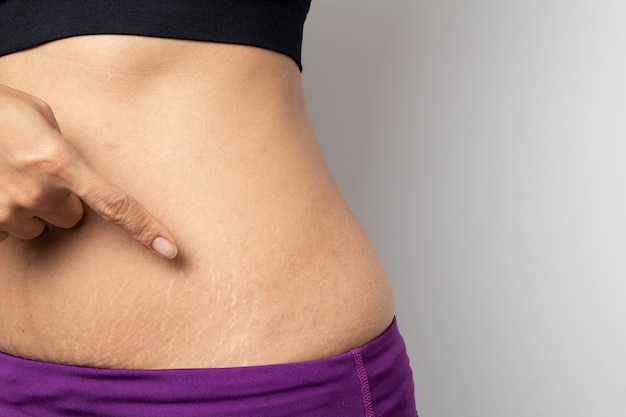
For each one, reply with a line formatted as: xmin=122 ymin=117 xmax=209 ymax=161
xmin=0 ymin=318 xmax=416 ymax=416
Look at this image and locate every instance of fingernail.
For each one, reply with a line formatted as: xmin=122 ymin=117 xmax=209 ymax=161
xmin=152 ymin=236 xmax=178 ymax=259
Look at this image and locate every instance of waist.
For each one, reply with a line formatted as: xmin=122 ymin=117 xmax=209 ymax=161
xmin=0 ymin=36 xmax=394 ymax=370
xmin=0 ymin=319 xmax=415 ymax=417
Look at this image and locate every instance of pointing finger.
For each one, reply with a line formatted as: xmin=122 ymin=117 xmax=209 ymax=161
xmin=61 ymin=160 xmax=178 ymax=259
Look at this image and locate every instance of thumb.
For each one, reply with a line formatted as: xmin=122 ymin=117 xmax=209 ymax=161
xmin=63 ymin=163 xmax=178 ymax=259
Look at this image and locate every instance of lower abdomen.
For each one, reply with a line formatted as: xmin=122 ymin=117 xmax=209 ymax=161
xmin=0 ymin=111 xmax=394 ymax=370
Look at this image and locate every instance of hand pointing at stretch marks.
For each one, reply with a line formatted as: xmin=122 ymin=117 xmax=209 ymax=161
xmin=0 ymin=84 xmax=178 ymax=259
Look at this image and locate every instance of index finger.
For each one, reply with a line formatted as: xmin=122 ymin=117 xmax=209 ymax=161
xmin=61 ymin=159 xmax=178 ymax=259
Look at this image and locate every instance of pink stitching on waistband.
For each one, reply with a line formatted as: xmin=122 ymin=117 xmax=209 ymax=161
xmin=351 ymin=348 xmax=376 ymax=417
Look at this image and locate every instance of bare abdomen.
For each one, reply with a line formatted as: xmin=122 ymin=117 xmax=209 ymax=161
xmin=0 ymin=36 xmax=394 ymax=369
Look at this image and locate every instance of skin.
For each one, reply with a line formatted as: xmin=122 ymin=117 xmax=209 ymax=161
xmin=0 ymin=36 xmax=395 ymax=369
xmin=0 ymin=84 xmax=177 ymax=258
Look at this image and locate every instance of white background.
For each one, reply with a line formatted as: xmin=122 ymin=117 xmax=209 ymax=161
xmin=303 ymin=1 xmax=626 ymax=416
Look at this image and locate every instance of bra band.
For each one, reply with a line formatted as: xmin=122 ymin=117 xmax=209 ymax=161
xmin=0 ymin=0 xmax=311 ymax=70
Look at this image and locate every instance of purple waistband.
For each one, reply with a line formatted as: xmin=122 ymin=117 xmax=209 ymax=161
xmin=0 ymin=317 xmax=416 ymax=417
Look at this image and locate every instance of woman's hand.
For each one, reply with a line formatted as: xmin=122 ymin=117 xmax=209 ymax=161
xmin=0 ymin=84 xmax=178 ymax=259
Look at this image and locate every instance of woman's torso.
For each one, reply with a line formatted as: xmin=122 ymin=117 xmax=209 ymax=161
xmin=0 ymin=35 xmax=394 ymax=369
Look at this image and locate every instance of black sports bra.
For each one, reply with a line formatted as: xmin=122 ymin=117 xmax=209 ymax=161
xmin=0 ymin=0 xmax=311 ymax=70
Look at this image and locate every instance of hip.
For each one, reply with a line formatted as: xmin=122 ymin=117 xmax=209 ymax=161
xmin=0 ymin=169 xmax=395 ymax=369
xmin=0 ymin=318 xmax=416 ymax=417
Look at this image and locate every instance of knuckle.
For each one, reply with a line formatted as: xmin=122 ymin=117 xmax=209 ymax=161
xmin=98 ymin=193 xmax=156 ymax=244
xmin=98 ymin=193 xmax=133 ymax=224
xmin=29 ymin=144 xmax=70 ymax=178
xmin=15 ymin=185 xmax=47 ymax=209
xmin=12 ymin=140 xmax=71 ymax=180
xmin=132 ymin=219 xmax=158 ymax=245
xmin=0 ymin=94 xmax=55 ymax=133
xmin=130 ymin=211 xmax=157 ymax=245
xmin=1 ymin=178 xmax=52 ymax=211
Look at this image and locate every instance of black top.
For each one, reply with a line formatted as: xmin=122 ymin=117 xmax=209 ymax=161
xmin=0 ymin=0 xmax=311 ymax=70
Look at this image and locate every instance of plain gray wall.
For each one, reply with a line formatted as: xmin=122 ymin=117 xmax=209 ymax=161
xmin=302 ymin=1 xmax=626 ymax=416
